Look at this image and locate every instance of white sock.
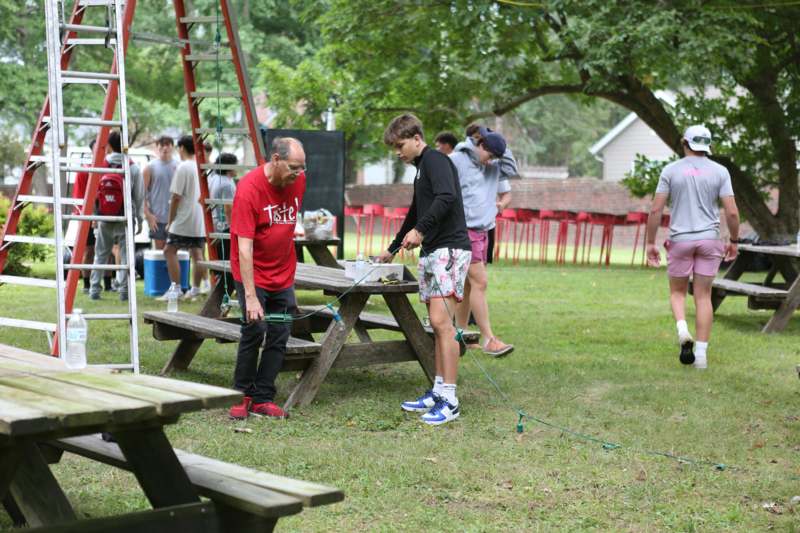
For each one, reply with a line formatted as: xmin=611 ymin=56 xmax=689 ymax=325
xmin=695 ymin=341 xmax=708 ymax=358
xmin=676 ymin=320 xmax=690 ymax=339
xmin=442 ymin=383 xmax=458 ymax=406
xmin=433 ymin=376 xmax=444 ymax=395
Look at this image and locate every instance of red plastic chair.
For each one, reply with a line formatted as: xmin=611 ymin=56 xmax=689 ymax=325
xmin=625 ymin=212 xmax=649 ymax=266
xmin=572 ymin=212 xmax=591 ymax=264
xmin=344 ymin=205 xmax=365 ymax=256
xmin=553 ymin=211 xmax=572 ymax=265
xmin=494 ymin=208 xmax=519 ymax=262
xmin=539 ymin=210 xmax=571 ymax=263
xmin=362 ymin=204 xmax=385 ymax=256
xmin=584 ymin=213 xmax=617 ymax=266
xmin=384 ymin=206 xmax=412 ymax=258
xmin=513 ymin=209 xmax=538 ymax=263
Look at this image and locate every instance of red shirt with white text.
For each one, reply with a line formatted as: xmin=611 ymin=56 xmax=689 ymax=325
xmin=230 ymin=167 xmax=305 ymax=291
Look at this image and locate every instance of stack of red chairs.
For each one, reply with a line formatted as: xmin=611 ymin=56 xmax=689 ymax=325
xmin=361 ymin=204 xmax=385 ymax=256
xmin=513 ymin=208 xmax=538 ymax=263
xmin=344 ymin=205 xmax=366 ymax=256
xmin=571 ymin=212 xmax=591 ymax=264
xmin=493 ymin=208 xmax=520 ymax=262
xmin=625 ymin=211 xmax=649 ymax=265
xmin=538 ymin=210 xmax=571 ymax=264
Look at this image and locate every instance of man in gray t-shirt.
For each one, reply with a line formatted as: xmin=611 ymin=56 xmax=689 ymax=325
xmin=645 ymin=125 xmax=740 ymax=370
xmin=208 ymin=152 xmax=238 ymax=260
xmin=143 ymin=136 xmax=177 ymax=249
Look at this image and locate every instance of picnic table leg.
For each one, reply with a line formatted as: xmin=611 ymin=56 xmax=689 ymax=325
xmin=0 ymin=446 xmax=22 ymax=501
xmin=7 ymin=441 xmax=76 ymax=527
xmin=161 ymin=339 xmax=205 ymax=375
xmin=114 ymin=427 xmax=200 ymax=508
xmin=283 ymin=292 xmax=369 ymax=410
xmin=383 ymin=293 xmax=435 ymax=383
xmin=305 ymin=243 xmax=341 ymax=269
xmin=712 ymin=253 xmax=749 ymax=311
xmin=762 ymin=275 xmax=800 ymax=333
xmin=2 ymin=495 xmax=25 ymax=527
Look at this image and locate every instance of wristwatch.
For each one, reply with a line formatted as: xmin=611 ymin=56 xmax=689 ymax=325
xmin=729 ymin=238 xmax=742 ymax=243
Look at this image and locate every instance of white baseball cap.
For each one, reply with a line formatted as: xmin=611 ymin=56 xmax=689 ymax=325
xmin=683 ymin=125 xmax=712 ymax=153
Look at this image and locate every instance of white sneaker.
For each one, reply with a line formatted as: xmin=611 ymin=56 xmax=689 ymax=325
xmin=199 ymin=279 xmax=211 ymax=295
xmin=182 ymin=286 xmax=201 ymax=300
xmin=156 ymin=284 xmax=181 ymax=301
xmin=692 ymin=355 xmax=707 ymax=370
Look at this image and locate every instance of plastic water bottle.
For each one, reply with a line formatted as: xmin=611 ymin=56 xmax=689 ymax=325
xmin=796 ymin=229 xmax=800 ymax=252
xmin=167 ymin=288 xmax=179 ymax=313
xmin=355 ymin=253 xmax=366 ymax=284
xmin=65 ymin=309 xmax=88 ymax=370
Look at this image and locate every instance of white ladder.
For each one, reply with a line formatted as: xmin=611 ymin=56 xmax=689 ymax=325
xmin=38 ymin=0 xmax=139 ymax=372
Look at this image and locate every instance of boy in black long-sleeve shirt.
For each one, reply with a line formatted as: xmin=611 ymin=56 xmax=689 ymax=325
xmin=378 ymin=114 xmax=472 ymax=425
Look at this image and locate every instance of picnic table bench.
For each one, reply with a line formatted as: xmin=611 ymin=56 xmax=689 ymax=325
xmin=144 ymin=260 xmax=477 ymax=411
xmin=0 ymin=343 xmax=342 ymax=532
xmin=697 ymin=243 xmax=800 ymax=332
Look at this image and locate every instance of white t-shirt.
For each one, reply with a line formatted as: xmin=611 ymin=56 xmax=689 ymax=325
xmin=168 ymin=160 xmax=205 ymax=237
xmin=655 ymin=156 xmax=734 ymax=242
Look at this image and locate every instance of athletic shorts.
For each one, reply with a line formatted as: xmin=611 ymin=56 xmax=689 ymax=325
xmin=417 ymin=248 xmax=471 ymax=303
xmin=166 ymin=233 xmax=205 ymax=250
xmin=467 ymin=229 xmax=489 ymax=264
xmin=665 ymin=239 xmax=725 ymax=278
xmin=150 ymin=222 xmax=168 ymax=241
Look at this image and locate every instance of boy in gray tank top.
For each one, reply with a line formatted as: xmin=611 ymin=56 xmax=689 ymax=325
xmin=144 ymin=135 xmax=177 ymax=249
xmin=645 ymin=125 xmax=740 ymax=370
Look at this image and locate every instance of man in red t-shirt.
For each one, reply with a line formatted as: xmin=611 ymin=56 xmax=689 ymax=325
xmin=228 ymin=137 xmax=306 ymax=420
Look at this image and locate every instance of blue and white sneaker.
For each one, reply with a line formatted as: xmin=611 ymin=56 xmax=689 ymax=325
xmin=401 ymin=390 xmax=439 ymax=413
xmin=421 ymin=398 xmax=460 ymax=425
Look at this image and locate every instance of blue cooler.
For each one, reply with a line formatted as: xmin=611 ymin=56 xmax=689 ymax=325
xmin=144 ymin=249 xmax=190 ymax=296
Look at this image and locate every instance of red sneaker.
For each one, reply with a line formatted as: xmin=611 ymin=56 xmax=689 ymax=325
xmin=250 ymin=401 xmax=289 ymax=419
xmin=228 ymin=396 xmax=252 ymax=419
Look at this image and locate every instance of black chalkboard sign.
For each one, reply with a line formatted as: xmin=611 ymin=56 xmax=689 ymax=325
xmin=261 ymin=128 xmax=345 ymax=258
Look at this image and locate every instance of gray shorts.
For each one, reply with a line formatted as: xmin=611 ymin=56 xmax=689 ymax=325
xmin=149 ymin=222 xmax=168 ymax=241
xmin=166 ymin=233 xmax=205 ymax=249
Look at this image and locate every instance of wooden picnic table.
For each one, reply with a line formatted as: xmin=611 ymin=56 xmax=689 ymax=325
xmin=705 ymin=243 xmax=800 ymax=332
xmin=192 ymin=260 xmax=437 ymax=410
xmin=0 ymin=343 xmax=342 ymax=531
xmin=210 ymin=233 xmax=340 ymax=269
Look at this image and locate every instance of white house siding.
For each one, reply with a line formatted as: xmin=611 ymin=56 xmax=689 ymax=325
xmin=601 ymin=118 xmax=674 ymax=182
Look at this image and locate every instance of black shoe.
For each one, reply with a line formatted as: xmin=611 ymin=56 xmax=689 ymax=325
xmin=679 ymin=340 xmax=695 ymax=365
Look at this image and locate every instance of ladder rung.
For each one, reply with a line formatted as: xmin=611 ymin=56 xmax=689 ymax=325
xmin=65 ymin=38 xmax=117 ymax=46
xmin=17 ymin=195 xmax=84 ymax=206
xmin=194 ymin=127 xmax=249 ymax=135
xmin=0 ymin=276 xmax=57 ymax=289
xmin=61 ymin=165 xmax=124 ymax=174
xmin=204 ymin=198 xmax=232 ymax=205
xmin=185 ymin=54 xmax=232 ymax=62
xmin=209 ymin=232 xmax=230 ymax=240
xmin=180 ymin=16 xmax=217 ymax=24
xmin=29 ymin=155 xmax=67 ymax=164
xmin=63 ymin=215 xmax=126 ymax=222
xmin=61 ymin=23 xmax=113 ymax=35
xmin=3 ymin=235 xmax=56 ymax=246
xmin=190 ymin=91 xmax=241 ymax=99
xmin=77 ymin=0 xmax=117 ymax=6
xmin=67 ymin=313 xmax=132 ymax=320
xmin=64 ymin=264 xmax=130 ymax=271
xmin=62 ymin=70 xmax=119 ymax=81
xmin=0 ymin=317 xmax=56 ymax=332
xmin=200 ymin=164 xmax=252 ymax=171
xmin=54 ymin=117 xmax=123 ymax=127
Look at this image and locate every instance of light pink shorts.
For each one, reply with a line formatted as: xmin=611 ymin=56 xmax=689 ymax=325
xmin=665 ymin=239 xmax=725 ymax=278
xmin=467 ymin=229 xmax=489 ymax=264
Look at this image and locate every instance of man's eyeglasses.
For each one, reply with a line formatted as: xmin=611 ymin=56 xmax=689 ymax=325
xmin=690 ymin=136 xmax=711 ymax=146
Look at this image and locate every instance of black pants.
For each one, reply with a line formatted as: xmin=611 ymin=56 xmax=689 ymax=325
xmin=233 ymin=281 xmax=296 ymax=403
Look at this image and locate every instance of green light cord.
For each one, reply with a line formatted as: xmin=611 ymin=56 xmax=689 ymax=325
xmin=423 ymin=253 xmax=729 ymax=471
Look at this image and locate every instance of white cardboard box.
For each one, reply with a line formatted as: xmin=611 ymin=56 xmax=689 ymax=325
xmin=343 ymin=261 xmax=404 ymax=283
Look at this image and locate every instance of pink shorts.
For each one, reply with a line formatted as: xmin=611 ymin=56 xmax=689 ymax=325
xmin=665 ymin=239 xmax=725 ymax=278
xmin=467 ymin=229 xmax=489 ymax=264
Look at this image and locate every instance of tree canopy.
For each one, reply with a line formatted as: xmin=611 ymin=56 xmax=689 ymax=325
xmin=262 ymin=0 xmax=799 ymax=239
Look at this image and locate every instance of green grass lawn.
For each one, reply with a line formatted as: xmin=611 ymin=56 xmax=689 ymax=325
xmin=2 ymin=257 xmax=800 ymax=531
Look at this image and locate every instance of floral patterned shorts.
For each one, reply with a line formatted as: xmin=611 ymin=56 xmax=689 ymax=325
xmin=417 ymin=248 xmax=471 ymax=303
